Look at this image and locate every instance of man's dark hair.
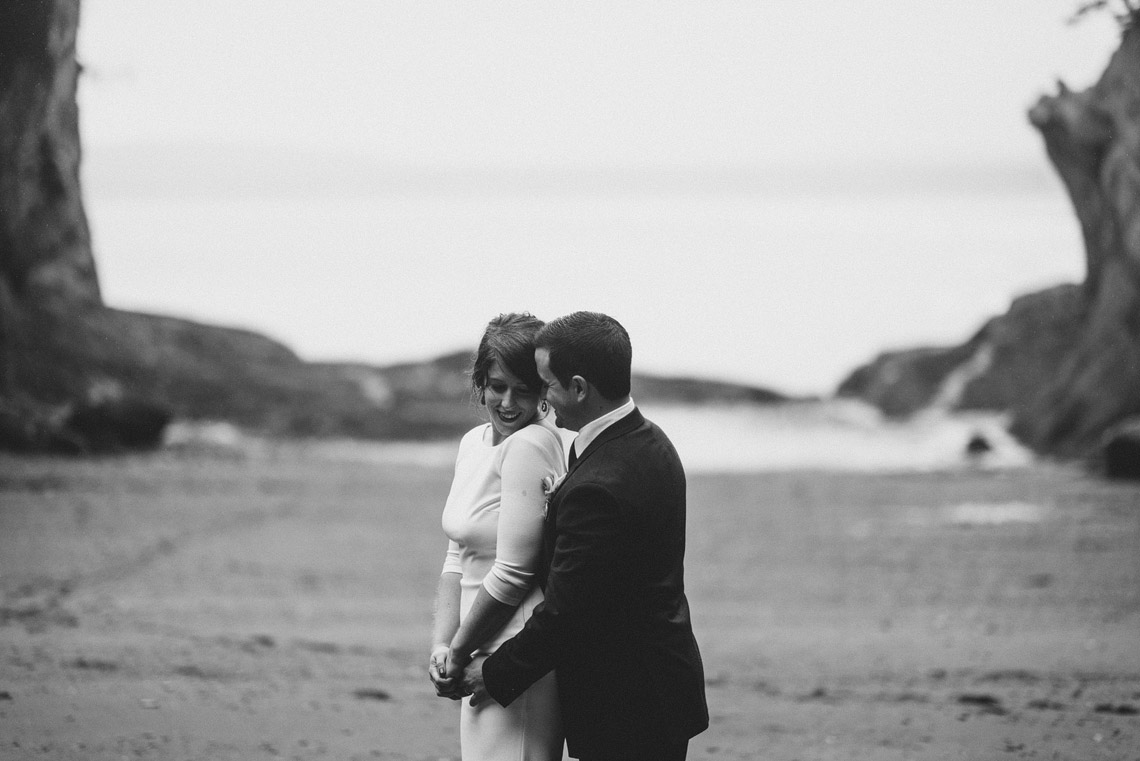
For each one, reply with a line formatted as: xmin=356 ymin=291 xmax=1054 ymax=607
xmin=536 ymin=311 xmax=632 ymax=401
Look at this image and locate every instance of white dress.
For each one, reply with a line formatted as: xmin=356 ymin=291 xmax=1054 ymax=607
xmin=441 ymin=418 xmax=566 ymax=761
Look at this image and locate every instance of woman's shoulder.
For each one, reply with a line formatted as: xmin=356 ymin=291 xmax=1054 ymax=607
xmin=505 ymin=418 xmax=564 ymax=454
xmin=457 ymin=423 xmax=491 ymax=450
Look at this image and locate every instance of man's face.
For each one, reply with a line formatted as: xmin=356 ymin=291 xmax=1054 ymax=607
xmin=535 ymin=347 xmax=583 ymax=431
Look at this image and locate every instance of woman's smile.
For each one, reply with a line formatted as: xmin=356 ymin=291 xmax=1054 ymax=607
xmin=495 ymin=407 xmax=522 ymax=423
xmin=483 ymin=361 xmax=541 ymax=443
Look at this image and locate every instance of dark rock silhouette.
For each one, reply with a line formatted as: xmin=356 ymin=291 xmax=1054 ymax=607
xmin=965 ymin=433 xmax=993 ymax=458
xmin=630 ymin=374 xmax=789 ymax=405
xmin=837 ymin=343 xmax=977 ymax=419
xmin=1015 ymin=25 xmax=1140 ymax=457
xmin=61 ymin=397 xmax=172 ymax=453
xmin=839 ymin=285 xmax=1086 ymax=418
xmin=841 ymin=23 xmax=1140 ymax=460
xmin=0 ymin=0 xmax=99 ymax=309
xmin=1102 ymin=417 xmax=1140 ymax=480
xmin=6 ymin=305 xmax=478 ymax=445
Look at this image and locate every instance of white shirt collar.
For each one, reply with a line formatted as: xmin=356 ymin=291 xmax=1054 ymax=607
xmin=571 ymin=398 xmax=636 ymax=461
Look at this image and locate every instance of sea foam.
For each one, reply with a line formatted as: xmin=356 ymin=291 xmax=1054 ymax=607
xmin=187 ymin=398 xmax=1035 ymax=473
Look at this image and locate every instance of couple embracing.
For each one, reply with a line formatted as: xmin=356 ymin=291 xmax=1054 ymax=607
xmin=430 ymin=311 xmax=709 ymax=761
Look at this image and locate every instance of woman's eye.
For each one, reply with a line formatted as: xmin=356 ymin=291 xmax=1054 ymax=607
xmin=490 ymin=383 xmax=507 ymax=393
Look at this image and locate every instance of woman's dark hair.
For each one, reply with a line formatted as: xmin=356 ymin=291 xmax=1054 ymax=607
xmin=470 ymin=313 xmax=546 ymax=400
xmin=535 ymin=311 xmax=631 ymax=401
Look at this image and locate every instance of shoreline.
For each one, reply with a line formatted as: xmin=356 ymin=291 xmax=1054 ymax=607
xmin=160 ymin=399 xmax=1044 ymax=475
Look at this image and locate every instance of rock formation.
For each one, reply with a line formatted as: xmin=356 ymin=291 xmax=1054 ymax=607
xmin=0 ymin=0 xmax=99 ymax=309
xmin=0 ymin=0 xmax=781 ymax=453
xmin=1102 ymin=417 xmax=1140 ymax=478
xmin=1018 ymin=22 xmax=1140 ymax=456
xmin=840 ymin=19 xmax=1140 ymax=462
xmin=0 ymin=1 xmax=413 ymax=451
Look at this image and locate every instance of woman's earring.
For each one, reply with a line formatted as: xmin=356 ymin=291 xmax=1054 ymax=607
xmin=480 ymin=391 xmax=486 ymax=406
xmin=541 ymin=400 xmax=549 ymax=414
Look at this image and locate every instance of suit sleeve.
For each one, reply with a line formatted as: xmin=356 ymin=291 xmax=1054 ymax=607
xmin=483 ymin=481 xmax=625 ymax=706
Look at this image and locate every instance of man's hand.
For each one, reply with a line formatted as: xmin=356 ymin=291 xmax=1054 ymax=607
xmin=461 ymin=655 xmax=492 ymax=707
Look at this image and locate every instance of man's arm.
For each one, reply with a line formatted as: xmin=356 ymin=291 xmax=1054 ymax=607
xmin=482 ymin=482 xmax=625 ymax=706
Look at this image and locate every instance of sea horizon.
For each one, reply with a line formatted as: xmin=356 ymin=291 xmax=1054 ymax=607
xmin=82 ymin=152 xmax=1086 ymax=397
xmin=83 ymin=144 xmax=1063 ymax=201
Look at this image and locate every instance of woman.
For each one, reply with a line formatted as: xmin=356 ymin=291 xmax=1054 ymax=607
xmin=429 ymin=313 xmax=566 ymax=761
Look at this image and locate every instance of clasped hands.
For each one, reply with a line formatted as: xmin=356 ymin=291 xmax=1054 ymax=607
xmin=429 ymin=645 xmax=490 ymax=706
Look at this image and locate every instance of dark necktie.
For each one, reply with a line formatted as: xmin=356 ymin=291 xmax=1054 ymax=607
xmin=568 ymin=445 xmax=578 ymax=468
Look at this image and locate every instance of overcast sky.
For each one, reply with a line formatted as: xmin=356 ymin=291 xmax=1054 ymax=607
xmin=74 ymin=2 xmax=1124 ymax=393
xmin=78 ymin=1 xmax=1121 ymax=168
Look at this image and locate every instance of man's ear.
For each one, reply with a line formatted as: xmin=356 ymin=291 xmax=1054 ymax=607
xmin=570 ymin=375 xmax=589 ymax=401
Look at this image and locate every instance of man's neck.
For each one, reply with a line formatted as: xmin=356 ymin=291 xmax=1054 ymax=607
xmin=580 ymin=395 xmax=631 ymax=428
xmin=571 ymin=397 xmax=634 ymax=454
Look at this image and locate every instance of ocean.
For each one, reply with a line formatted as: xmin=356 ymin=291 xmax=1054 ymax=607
xmin=166 ymin=399 xmax=1037 ymax=474
xmin=84 ymin=164 xmax=1086 ymax=397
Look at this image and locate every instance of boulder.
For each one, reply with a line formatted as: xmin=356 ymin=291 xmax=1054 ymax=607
xmin=1102 ymin=417 xmax=1140 ymax=480
xmin=965 ymin=433 xmax=993 ymax=458
xmin=61 ymin=397 xmax=172 ymax=453
xmin=0 ymin=399 xmax=82 ymax=454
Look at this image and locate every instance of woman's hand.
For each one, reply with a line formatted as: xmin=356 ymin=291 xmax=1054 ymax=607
xmin=444 ymin=647 xmax=472 ymax=682
xmin=429 ymin=645 xmax=464 ymax=699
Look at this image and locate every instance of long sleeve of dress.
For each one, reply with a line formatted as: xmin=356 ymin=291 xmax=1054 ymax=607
xmin=441 ymin=540 xmax=463 ymax=576
xmin=440 ymin=435 xmax=468 ymax=578
xmin=481 ymin=432 xmax=559 ymax=606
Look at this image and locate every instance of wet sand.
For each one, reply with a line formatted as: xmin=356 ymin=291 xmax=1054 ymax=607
xmin=1 ymin=447 xmax=1138 ymax=760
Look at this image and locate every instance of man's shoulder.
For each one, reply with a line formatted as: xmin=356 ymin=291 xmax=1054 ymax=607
xmin=603 ymin=412 xmax=672 ymax=450
xmin=583 ymin=417 xmax=679 ymax=472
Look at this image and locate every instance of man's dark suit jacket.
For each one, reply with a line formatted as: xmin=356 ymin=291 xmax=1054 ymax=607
xmin=483 ymin=408 xmax=709 ymax=758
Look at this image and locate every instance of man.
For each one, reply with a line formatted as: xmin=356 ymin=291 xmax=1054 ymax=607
xmin=461 ymin=311 xmax=709 ymax=761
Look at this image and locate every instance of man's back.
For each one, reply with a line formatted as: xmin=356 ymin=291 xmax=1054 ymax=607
xmin=493 ymin=408 xmax=709 ymax=758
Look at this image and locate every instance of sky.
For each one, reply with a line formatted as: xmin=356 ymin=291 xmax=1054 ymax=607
xmin=74 ymin=2 xmax=1124 ymax=394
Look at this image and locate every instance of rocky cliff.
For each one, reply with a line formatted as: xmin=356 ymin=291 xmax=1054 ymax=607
xmin=0 ymin=0 xmax=98 ymax=309
xmin=4 ymin=300 xmax=789 ymax=450
xmin=840 ymin=21 xmax=1140 ymax=460
xmin=0 ymin=1 xmax=787 ymax=453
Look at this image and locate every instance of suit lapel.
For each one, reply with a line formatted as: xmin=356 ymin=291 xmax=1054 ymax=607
xmin=569 ymin=408 xmax=644 ymax=472
xmin=541 ymin=408 xmax=644 ymax=585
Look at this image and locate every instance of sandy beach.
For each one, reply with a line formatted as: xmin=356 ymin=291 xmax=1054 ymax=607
xmin=1 ymin=445 xmax=1138 ymax=760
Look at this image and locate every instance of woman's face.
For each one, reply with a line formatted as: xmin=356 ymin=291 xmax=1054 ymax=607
xmin=484 ymin=360 xmax=541 ymax=443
